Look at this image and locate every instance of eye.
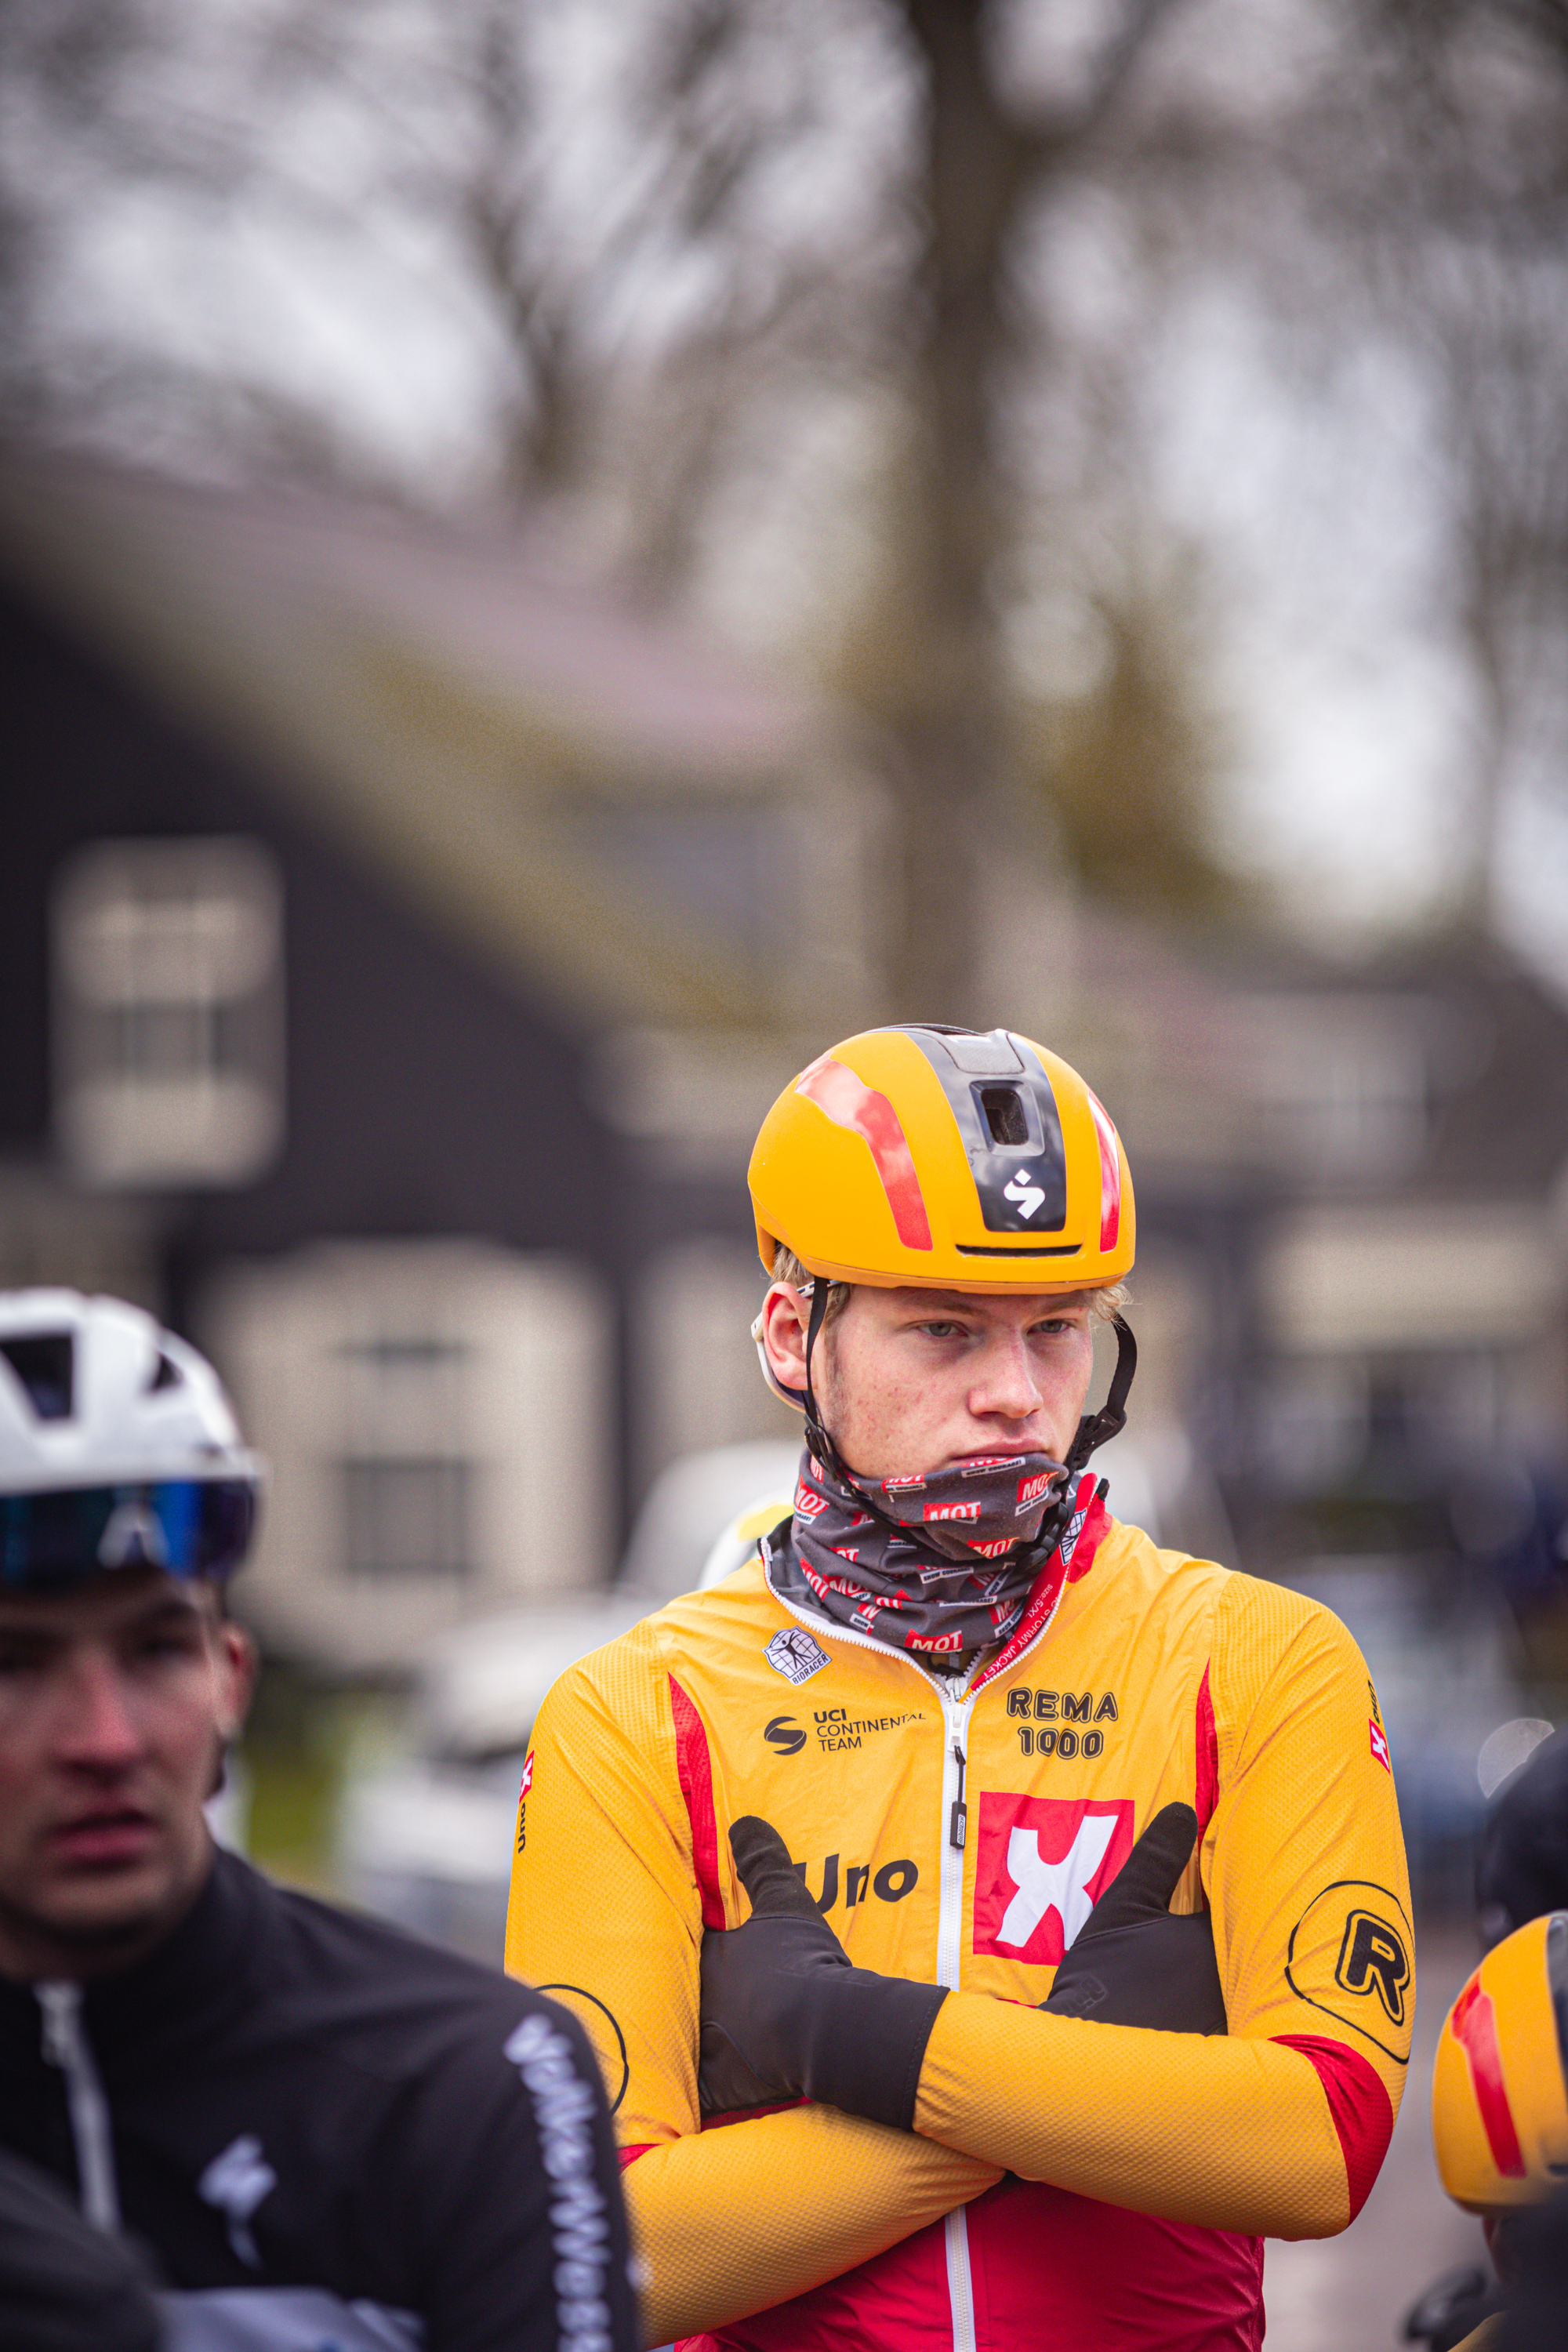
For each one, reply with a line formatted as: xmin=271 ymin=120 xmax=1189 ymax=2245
xmin=129 ymin=1624 xmax=204 ymax=1668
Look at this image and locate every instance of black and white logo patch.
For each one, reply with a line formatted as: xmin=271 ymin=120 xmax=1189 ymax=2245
xmin=1286 ymin=1879 xmax=1414 ymax=2061
xmin=765 ymin=1626 xmax=831 ymax=1686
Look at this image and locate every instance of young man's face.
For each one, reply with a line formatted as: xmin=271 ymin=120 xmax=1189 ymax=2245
xmin=0 ymin=1567 xmax=255 ymax=1980
xmin=760 ymin=1282 xmax=1098 ymax=1480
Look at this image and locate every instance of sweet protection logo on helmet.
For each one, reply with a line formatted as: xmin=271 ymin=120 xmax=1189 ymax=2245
xmin=902 ymin=1029 xmax=1070 ymax=1236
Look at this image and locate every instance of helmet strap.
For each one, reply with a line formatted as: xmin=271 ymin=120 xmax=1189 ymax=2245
xmin=801 ymin=1290 xmax=1135 ymax=1557
xmin=1064 ymin=1313 xmax=1138 ymax=1475
xmin=800 ymin=1279 xmax=855 ymax=1486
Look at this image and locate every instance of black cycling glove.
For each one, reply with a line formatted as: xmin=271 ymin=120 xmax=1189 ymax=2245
xmin=700 ymin=1802 xmax=1225 ymax=2127
xmin=1043 ymin=1801 xmax=1227 ymax=2034
xmin=699 ymin=1815 xmax=948 ymax=2129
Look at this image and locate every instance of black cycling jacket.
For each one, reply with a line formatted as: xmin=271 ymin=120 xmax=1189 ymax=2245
xmin=0 ymin=1850 xmax=638 ymax=2352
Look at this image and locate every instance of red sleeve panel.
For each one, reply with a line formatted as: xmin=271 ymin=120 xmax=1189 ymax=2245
xmin=1272 ymin=2037 xmax=1395 ymax=2222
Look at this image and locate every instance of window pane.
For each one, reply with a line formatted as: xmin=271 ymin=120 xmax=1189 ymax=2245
xmin=342 ymin=1457 xmax=473 ymax=1581
xmin=52 ymin=837 xmax=284 ymax=1189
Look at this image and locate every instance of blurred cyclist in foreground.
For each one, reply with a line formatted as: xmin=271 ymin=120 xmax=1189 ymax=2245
xmin=1406 ymin=1728 xmax=1568 ymax=2352
xmin=0 ymin=1289 xmax=637 ymax=2352
xmin=1429 ymin=1911 xmax=1568 ymax=2352
xmin=508 ymin=1023 xmax=1414 ymax=2350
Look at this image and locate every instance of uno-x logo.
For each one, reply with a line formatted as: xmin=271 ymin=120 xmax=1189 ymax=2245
xmin=764 ymin=1715 xmax=807 ymax=1755
xmin=1001 ymin=1169 xmax=1046 ymax=1221
xmin=971 ymin=1794 xmax=1134 ymax=1965
xmin=1335 ymin=1908 xmax=1410 ymax=2027
xmin=795 ymin=1852 xmax=919 ymax=1912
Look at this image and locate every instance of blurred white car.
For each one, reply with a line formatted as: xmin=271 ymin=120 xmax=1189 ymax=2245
xmin=618 ymin=1439 xmax=800 ymax=1601
xmin=336 ymin=1442 xmax=799 ymax=1962
xmin=336 ymin=1597 xmax=650 ymax=1962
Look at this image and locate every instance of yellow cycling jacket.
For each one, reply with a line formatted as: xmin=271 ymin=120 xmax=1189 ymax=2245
xmin=506 ymin=1479 xmax=1413 ymax=2352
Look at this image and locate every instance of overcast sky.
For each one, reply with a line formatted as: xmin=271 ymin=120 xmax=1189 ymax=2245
xmin=23 ymin=0 xmax=1567 ymax=985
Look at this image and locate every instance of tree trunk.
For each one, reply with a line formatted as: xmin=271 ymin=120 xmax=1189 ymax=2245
xmin=881 ymin=0 xmax=1022 ymax=1020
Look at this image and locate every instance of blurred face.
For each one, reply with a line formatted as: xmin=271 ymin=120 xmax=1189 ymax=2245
xmin=760 ymin=1283 xmax=1098 ymax=1482
xmin=0 ymin=1569 xmax=254 ymax=1980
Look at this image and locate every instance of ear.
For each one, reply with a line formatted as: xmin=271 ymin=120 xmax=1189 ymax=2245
xmin=760 ymin=1283 xmax=811 ymax=1392
xmin=212 ymin=1620 xmax=258 ymax=1744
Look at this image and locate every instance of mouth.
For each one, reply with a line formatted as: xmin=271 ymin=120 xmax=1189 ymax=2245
xmin=48 ymin=1809 xmax=159 ymax=1867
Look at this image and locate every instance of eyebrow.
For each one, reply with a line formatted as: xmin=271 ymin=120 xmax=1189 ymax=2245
xmin=0 ymin=1592 xmax=207 ymax=1642
xmin=898 ymin=1291 xmax=1089 ymax=1312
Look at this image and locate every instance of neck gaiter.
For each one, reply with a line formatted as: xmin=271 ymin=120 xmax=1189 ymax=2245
xmin=766 ymin=1441 xmax=1073 ymax=1665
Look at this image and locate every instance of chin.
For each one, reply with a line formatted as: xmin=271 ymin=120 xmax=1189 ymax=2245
xmin=38 ymin=1862 xmax=183 ymax=1951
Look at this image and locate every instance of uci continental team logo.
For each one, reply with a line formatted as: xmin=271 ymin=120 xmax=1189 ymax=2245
xmin=1286 ymin=1880 xmax=1413 ymax=2061
xmin=764 ymin=1715 xmax=808 ymax=1755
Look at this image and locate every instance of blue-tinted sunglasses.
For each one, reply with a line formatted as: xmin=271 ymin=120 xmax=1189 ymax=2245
xmin=0 ymin=1479 xmax=257 ymax=1590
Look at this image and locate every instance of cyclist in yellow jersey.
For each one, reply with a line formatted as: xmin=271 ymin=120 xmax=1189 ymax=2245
xmin=506 ymin=1025 xmax=1414 ymax=2351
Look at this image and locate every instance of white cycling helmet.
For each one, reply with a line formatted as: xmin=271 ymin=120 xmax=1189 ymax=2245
xmin=0 ymin=1290 xmax=262 ymax=1589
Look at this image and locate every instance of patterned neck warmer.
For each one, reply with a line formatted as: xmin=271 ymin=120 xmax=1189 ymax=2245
xmin=766 ymin=1440 xmax=1073 ymax=1666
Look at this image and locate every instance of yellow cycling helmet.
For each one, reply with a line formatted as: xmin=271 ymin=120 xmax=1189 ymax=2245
xmin=749 ymin=1024 xmax=1134 ymax=1294
xmin=1432 ymin=1913 xmax=1568 ymax=2212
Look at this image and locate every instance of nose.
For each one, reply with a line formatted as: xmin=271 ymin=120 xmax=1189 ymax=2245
xmin=969 ymin=1329 xmax=1044 ymax=1425
xmin=53 ymin=1651 xmax=144 ymax=1774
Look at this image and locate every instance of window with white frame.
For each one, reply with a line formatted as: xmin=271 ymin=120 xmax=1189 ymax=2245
xmin=337 ymin=1334 xmax=475 ymax=1583
xmin=52 ymin=837 xmax=284 ymax=1188
xmin=204 ymin=1242 xmax=612 ymax=1674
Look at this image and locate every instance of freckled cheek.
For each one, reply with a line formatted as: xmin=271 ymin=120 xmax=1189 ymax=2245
xmin=837 ymin=1372 xmax=938 ymax=1478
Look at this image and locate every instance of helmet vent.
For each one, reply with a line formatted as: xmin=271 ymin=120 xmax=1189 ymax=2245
xmin=910 ymin=1026 xmax=1025 ymax=1078
xmin=149 ymin=1351 xmax=183 ymax=1392
xmin=0 ymin=1334 xmax=74 ymax=1421
xmin=979 ymin=1086 xmax=1029 ymax=1147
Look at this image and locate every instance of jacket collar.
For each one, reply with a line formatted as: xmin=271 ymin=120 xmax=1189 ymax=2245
xmin=0 ymin=1849 xmax=268 ymax=2071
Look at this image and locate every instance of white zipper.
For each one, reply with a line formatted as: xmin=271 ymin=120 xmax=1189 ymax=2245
xmin=938 ymin=1686 xmax=978 ymax=2352
xmin=764 ymin=1543 xmax=1094 ymax=2352
xmin=937 ymin=1690 xmax=976 ymax=1993
xmin=945 ymin=2209 xmax=978 ymax=2352
xmin=37 ymin=1980 xmax=121 ymax=2233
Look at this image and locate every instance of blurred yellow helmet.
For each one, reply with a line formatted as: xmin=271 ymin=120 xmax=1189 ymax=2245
xmin=749 ymin=1025 xmax=1134 ymax=1294
xmin=1432 ymin=1913 xmax=1568 ymax=2212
